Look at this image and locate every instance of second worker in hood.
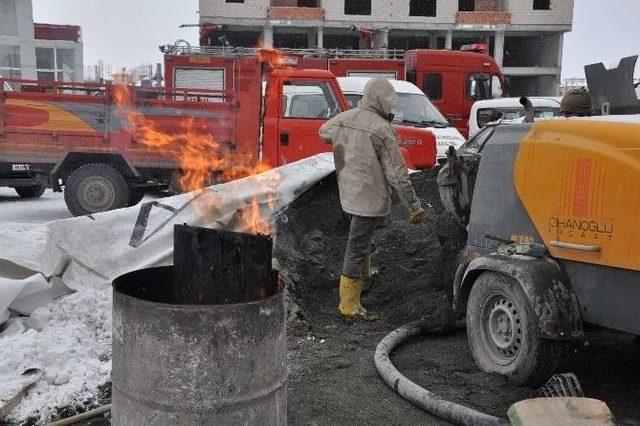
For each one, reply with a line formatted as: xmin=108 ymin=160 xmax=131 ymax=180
xmin=319 ymin=78 xmax=425 ymax=321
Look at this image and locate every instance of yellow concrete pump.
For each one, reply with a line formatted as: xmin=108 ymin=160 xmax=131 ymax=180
xmin=437 ymin=113 xmax=640 ymax=387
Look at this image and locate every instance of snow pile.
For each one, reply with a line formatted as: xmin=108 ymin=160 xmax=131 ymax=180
xmin=0 ymin=288 xmax=111 ymax=424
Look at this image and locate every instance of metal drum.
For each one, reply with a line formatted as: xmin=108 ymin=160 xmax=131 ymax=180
xmin=112 ymin=266 xmax=287 ymax=425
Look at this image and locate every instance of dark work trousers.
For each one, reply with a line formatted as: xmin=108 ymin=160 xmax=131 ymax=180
xmin=342 ymin=215 xmax=382 ymax=278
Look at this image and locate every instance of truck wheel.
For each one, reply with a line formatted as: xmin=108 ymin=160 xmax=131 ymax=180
xmin=15 ymin=184 xmax=46 ymax=199
xmin=466 ymin=271 xmax=561 ymax=387
xmin=64 ymin=163 xmax=130 ymax=216
xmin=127 ymin=188 xmax=146 ymax=206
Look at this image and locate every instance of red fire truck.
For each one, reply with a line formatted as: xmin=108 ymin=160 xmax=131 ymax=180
xmin=164 ymin=44 xmax=505 ymax=137
xmin=0 ymin=50 xmax=436 ymax=216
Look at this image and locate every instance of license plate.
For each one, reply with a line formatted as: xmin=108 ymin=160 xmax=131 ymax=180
xmin=12 ymin=164 xmax=30 ymax=171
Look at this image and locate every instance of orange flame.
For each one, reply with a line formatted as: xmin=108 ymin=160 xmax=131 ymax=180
xmin=112 ymin=84 xmax=279 ymax=235
xmin=257 ymin=42 xmax=291 ymax=69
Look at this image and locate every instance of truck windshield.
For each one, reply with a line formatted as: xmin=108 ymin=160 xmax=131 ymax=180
xmin=343 ymin=92 xmax=448 ymax=127
xmin=477 ymin=106 xmax=560 ymax=128
xmin=392 ymin=93 xmax=449 ymax=127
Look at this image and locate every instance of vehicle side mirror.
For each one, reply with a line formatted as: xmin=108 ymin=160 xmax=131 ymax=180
xmin=491 ymin=75 xmax=503 ymax=99
xmin=469 ymin=80 xmax=478 ymax=99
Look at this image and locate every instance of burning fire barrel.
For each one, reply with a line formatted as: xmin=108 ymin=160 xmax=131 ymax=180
xmin=112 ymin=225 xmax=286 ymax=425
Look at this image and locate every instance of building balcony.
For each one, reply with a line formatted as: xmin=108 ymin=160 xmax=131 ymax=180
xmin=34 ymin=23 xmax=81 ymax=42
xmin=456 ymin=11 xmax=511 ymax=25
xmin=267 ymin=6 xmax=325 ymax=21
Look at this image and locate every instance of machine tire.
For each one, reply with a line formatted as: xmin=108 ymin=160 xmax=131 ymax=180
xmin=466 ymin=271 xmax=561 ymax=387
xmin=15 ymin=184 xmax=46 ymax=199
xmin=64 ymin=163 xmax=129 ymax=216
xmin=127 ymin=188 xmax=146 ymax=206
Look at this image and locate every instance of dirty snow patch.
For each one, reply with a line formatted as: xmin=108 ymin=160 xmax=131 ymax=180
xmin=0 ymin=288 xmax=111 ymax=424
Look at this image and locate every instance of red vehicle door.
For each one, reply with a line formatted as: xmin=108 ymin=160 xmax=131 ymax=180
xmin=418 ymin=70 xmax=468 ymax=137
xmin=275 ymin=76 xmax=346 ymax=165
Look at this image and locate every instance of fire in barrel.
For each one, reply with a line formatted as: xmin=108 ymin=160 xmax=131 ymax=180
xmin=111 ymin=225 xmax=286 ymax=425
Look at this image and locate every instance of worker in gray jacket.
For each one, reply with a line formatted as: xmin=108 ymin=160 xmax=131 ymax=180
xmin=319 ymin=78 xmax=425 ymax=321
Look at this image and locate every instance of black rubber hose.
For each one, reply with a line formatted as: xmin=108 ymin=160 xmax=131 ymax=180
xmin=374 ymin=315 xmax=508 ymax=426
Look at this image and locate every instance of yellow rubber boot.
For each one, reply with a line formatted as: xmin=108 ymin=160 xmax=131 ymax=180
xmin=338 ymin=275 xmax=379 ymax=321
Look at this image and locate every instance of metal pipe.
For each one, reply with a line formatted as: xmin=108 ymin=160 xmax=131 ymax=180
xmin=519 ymin=97 xmax=534 ymax=122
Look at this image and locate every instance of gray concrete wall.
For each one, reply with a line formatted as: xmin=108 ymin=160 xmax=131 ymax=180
xmin=508 ymin=0 xmax=574 ymax=27
xmin=323 ymin=0 xmax=457 ymax=24
xmin=199 ymin=0 xmax=269 ymax=20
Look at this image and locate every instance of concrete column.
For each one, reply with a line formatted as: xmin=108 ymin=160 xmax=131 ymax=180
xmin=494 ymin=30 xmax=505 ymax=67
xmin=556 ymin=33 xmax=564 ymax=68
xmin=429 ymin=34 xmax=438 ymax=49
xmin=307 ymin=29 xmax=317 ymax=48
xmin=75 ymin=40 xmax=84 ymax=81
xmin=16 ymin=0 xmax=36 ymax=79
xmin=262 ymin=25 xmax=274 ymax=48
xmin=358 ymin=35 xmax=368 ymax=49
xmin=484 ymin=33 xmax=491 ymax=48
xmin=555 ymin=32 xmax=565 ymax=95
xmin=373 ymin=29 xmax=389 ymax=49
xmin=445 ymin=30 xmax=453 ymax=50
xmin=317 ymin=26 xmax=323 ymax=49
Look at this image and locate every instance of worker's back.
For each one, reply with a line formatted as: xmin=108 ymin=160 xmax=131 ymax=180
xmin=319 ymin=78 xmax=401 ymax=217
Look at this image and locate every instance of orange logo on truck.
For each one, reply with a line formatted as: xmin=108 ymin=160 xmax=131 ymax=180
xmin=572 ymin=158 xmax=591 ymax=217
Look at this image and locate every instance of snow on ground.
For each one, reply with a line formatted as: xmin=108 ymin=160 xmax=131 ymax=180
xmin=0 ymin=189 xmax=158 ymax=423
xmin=0 ymin=288 xmax=111 ymax=424
xmin=0 ymin=188 xmax=72 ymax=224
xmin=0 ymin=188 xmax=161 ymax=224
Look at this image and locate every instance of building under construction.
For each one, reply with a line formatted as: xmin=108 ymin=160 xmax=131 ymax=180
xmin=198 ymin=0 xmax=573 ymax=95
xmin=0 ymin=0 xmax=83 ymax=83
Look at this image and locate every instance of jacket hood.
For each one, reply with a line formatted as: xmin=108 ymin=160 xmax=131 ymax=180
xmin=360 ymin=78 xmax=397 ymax=117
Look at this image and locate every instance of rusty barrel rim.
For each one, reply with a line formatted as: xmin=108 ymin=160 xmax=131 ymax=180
xmin=113 ymin=265 xmax=283 ymax=308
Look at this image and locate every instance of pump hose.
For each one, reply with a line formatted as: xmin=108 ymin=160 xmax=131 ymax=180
xmin=374 ymin=315 xmax=508 ymax=426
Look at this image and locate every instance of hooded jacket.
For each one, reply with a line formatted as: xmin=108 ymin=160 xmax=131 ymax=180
xmin=319 ymin=78 xmax=421 ymax=217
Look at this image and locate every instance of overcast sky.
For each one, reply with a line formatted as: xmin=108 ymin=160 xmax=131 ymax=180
xmin=32 ymin=0 xmax=640 ymax=79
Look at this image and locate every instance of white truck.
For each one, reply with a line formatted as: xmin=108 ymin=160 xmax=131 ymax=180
xmin=468 ymin=97 xmax=561 ymax=137
xmin=337 ymin=77 xmax=465 ymax=159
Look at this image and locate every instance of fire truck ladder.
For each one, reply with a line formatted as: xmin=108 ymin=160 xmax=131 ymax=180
xmin=163 ymin=42 xmax=405 ymax=60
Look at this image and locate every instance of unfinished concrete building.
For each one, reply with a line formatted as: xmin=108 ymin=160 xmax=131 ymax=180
xmin=198 ymin=0 xmax=573 ymax=96
xmin=0 ymin=0 xmax=83 ymax=83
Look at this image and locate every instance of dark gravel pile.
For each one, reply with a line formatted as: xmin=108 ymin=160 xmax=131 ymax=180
xmin=274 ymin=168 xmax=464 ymax=330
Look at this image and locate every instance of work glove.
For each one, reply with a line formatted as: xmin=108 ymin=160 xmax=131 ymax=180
xmin=409 ymin=207 xmax=426 ymax=224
